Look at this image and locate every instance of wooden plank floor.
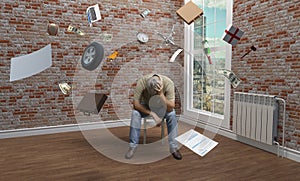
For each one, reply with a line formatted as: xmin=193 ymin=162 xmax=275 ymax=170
xmin=0 ymin=123 xmax=300 ymax=181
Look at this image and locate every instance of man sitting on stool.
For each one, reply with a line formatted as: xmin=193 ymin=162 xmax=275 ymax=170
xmin=125 ymin=74 xmax=182 ymax=160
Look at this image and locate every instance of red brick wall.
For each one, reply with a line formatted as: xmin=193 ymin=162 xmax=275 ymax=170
xmin=0 ymin=0 xmax=184 ymax=129
xmin=232 ymin=0 xmax=300 ymax=151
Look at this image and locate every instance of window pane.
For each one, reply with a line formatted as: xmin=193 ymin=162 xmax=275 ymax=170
xmin=192 ymin=0 xmax=227 ymax=115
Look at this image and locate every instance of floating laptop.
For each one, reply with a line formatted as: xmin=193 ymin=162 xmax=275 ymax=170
xmin=86 ymin=4 xmax=101 ymax=27
xmin=77 ymin=93 xmax=107 ymax=115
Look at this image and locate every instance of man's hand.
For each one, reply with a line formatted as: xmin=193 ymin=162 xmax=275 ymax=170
xmin=156 ymin=84 xmax=164 ymax=96
xmin=150 ymin=111 xmax=162 ymax=127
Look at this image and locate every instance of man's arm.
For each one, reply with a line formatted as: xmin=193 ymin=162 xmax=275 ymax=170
xmin=133 ymin=100 xmax=162 ymax=125
xmin=158 ymin=92 xmax=175 ymax=112
xmin=133 ymin=100 xmax=151 ymax=115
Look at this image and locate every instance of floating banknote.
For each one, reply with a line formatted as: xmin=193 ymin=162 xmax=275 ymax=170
xmin=101 ymin=33 xmax=113 ymax=42
xmin=67 ymin=25 xmax=85 ymax=36
xmin=218 ymin=69 xmax=241 ymax=88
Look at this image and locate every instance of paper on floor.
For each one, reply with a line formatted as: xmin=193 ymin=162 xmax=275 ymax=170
xmin=175 ymin=129 xmax=218 ymax=157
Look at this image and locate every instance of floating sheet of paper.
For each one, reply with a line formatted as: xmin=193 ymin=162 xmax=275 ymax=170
xmin=170 ymin=49 xmax=183 ymax=62
xmin=10 ymin=44 xmax=52 ymax=82
xmin=222 ymin=24 xmax=244 ymax=46
xmin=175 ymin=129 xmax=218 ymax=157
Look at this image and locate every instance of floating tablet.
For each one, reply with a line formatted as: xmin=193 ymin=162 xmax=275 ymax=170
xmin=10 ymin=44 xmax=52 ymax=82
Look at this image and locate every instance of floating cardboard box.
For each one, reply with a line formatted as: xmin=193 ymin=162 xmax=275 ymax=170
xmin=176 ymin=1 xmax=203 ymax=25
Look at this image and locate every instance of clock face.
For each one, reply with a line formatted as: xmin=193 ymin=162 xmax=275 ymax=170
xmin=137 ymin=32 xmax=149 ymax=43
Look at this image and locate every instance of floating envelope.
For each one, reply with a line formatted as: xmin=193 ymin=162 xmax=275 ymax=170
xmin=10 ymin=44 xmax=52 ymax=82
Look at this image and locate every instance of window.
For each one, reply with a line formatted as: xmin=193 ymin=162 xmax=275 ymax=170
xmin=184 ymin=0 xmax=232 ymax=127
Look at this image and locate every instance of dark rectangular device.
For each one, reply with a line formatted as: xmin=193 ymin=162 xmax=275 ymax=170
xmin=77 ymin=93 xmax=107 ymax=115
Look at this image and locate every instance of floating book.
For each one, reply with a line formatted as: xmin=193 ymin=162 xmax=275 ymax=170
xmin=77 ymin=93 xmax=107 ymax=115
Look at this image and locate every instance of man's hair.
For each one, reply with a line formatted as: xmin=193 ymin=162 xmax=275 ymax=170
xmin=146 ymin=75 xmax=162 ymax=95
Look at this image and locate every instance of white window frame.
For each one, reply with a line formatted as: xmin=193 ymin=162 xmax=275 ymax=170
xmin=183 ymin=0 xmax=233 ymax=129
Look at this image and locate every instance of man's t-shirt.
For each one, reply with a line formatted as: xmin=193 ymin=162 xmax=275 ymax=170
xmin=133 ymin=74 xmax=175 ymax=105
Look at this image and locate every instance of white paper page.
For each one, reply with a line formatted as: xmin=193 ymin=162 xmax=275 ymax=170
xmin=10 ymin=44 xmax=52 ymax=82
xmin=176 ymin=129 xmax=218 ymax=157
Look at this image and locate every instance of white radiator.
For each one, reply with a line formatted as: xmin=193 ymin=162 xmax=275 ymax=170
xmin=233 ymin=92 xmax=279 ymax=145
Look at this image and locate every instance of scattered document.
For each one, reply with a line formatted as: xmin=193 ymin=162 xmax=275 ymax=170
xmin=10 ymin=44 xmax=52 ymax=82
xmin=175 ymin=129 xmax=218 ymax=157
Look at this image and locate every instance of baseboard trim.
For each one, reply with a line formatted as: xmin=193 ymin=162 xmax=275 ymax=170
xmin=180 ymin=114 xmax=300 ymax=163
xmin=1 ymin=117 xmax=299 ymax=163
xmin=0 ymin=119 xmax=131 ymax=139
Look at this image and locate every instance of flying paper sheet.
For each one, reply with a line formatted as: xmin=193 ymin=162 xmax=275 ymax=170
xmin=175 ymin=129 xmax=218 ymax=157
xmin=10 ymin=44 xmax=52 ymax=82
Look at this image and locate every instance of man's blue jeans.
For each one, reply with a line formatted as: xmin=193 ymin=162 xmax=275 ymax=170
xmin=129 ymin=108 xmax=179 ymax=151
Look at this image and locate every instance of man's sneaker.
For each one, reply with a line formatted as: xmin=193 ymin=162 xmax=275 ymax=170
xmin=171 ymin=149 xmax=182 ymax=160
xmin=125 ymin=147 xmax=137 ymax=159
